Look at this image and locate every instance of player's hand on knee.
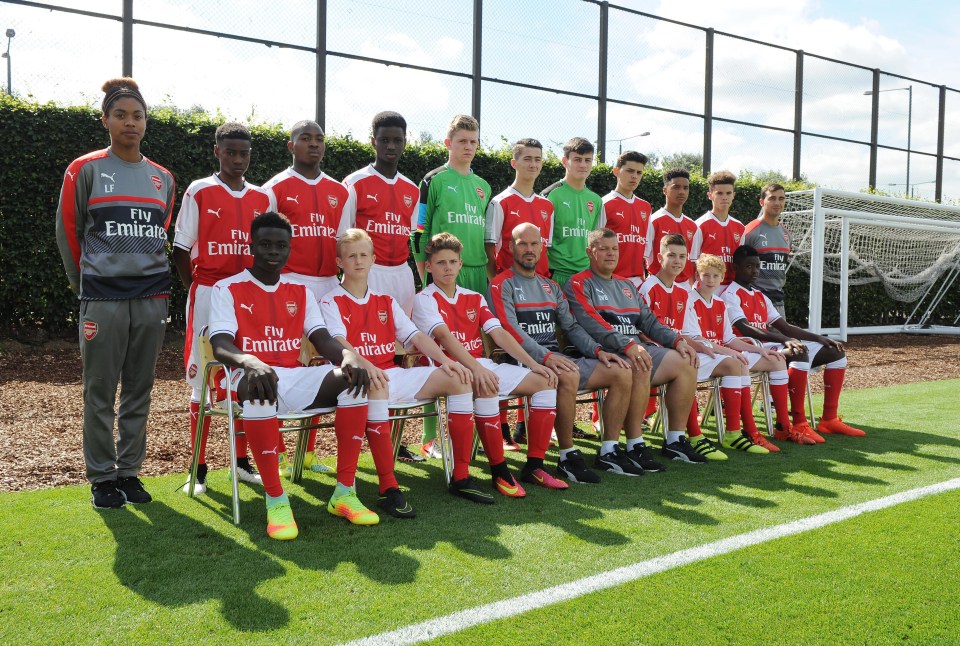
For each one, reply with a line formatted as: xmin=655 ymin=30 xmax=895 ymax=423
xmin=784 ymin=339 xmax=805 ymax=355
xmin=442 ymin=360 xmax=473 ymax=385
xmin=472 ymin=365 xmax=499 ymax=395
xmin=341 ymin=364 xmax=371 ymax=398
xmin=545 ymin=353 xmax=578 ymax=373
xmin=244 ymin=361 xmax=278 ymax=405
xmin=531 ymin=363 xmax=559 ymax=388
xmin=598 ymin=350 xmax=629 ymax=369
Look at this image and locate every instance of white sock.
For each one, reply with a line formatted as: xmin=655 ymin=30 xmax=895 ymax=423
xmin=626 ymin=437 xmax=645 ymax=450
xmin=559 ymin=447 xmax=577 ymax=460
xmin=666 ymin=430 xmax=685 ymax=444
xmin=601 ymin=440 xmax=618 ymax=455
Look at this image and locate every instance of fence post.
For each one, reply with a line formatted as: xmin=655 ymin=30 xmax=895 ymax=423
xmin=315 ymin=0 xmax=327 ymax=129
xmin=868 ymin=69 xmax=880 ymax=189
xmin=703 ymin=28 xmax=713 ymax=175
xmin=122 ymin=0 xmax=133 ymax=76
xmin=936 ymin=85 xmax=945 ymax=202
xmin=597 ymin=1 xmax=608 ymax=163
xmin=793 ymin=51 xmax=803 ymax=181
xmin=472 ymin=0 xmax=482 ymax=121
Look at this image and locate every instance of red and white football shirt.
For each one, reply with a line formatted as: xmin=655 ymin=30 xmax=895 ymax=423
xmin=262 ymin=168 xmax=347 ymax=278
xmin=412 ymin=284 xmax=502 ymax=359
xmin=686 ymin=289 xmax=735 ymax=344
xmin=597 ymin=191 xmax=651 ymax=280
xmin=320 ymin=285 xmax=420 ymax=370
xmin=173 ymin=175 xmax=273 ymax=286
xmin=720 ymin=281 xmax=781 ymax=332
xmin=484 ymin=186 xmax=553 ymax=275
xmin=208 ymin=271 xmax=325 ymax=369
xmin=339 ymin=165 xmax=420 ymax=267
xmin=690 ymin=212 xmax=745 ymax=285
xmin=644 ymin=208 xmax=698 ymax=282
xmin=639 ymin=274 xmax=690 ymax=334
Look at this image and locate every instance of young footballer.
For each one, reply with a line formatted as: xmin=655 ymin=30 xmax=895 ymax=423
xmin=723 ymin=246 xmax=866 ymax=442
xmin=208 ymin=212 xmax=374 ymax=540
xmin=596 ymin=150 xmax=652 ymax=287
xmin=489 ymin=223 xmax=635 ymax=484
xmin=640 ymin=234 xmax=739 ymax=462
xmin=743 ymin=183 xmax=793 ymax=317
xmin=412 ymin=114 xmax=492 ymax=291
xmin=690 ymin=170 xmax=745 ymax=285
xmin=645 ymin=168 xmax=698 ymax=285
xmin=415 ymin=232 xmax=563 ymax=494
xmin=543 ymin=137 xmax=602 ymax=288
xmin=689 ymin=254 xmax=790 ymax=453
xmin=56 ymin=77 xmax=175 ymax=509
xmin=173 ymin=122 xmax=269 ymax=493
xmin=322 ymin=229 xmax=479 ymax=514
xmin=262 ymin=120 xmax=348 ymax=475
xmin=565 ymin=229 xmax=700 ymax=473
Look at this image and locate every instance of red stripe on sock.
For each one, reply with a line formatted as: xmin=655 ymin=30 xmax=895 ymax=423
xmin=244 ymin=416 xmax=283 ymax=497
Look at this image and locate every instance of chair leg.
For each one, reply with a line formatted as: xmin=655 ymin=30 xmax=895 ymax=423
xmin=391 ymin=414 xmax=406 ymax=461
xmin=711 ymin=378 xmax=725 ymax=438
xmin=760 ymin=374 xmax=773 ymax=436
xmin=292 ymin=426 xmax=309 ymax=484
xmin=224 ymin=371 xmax=241 ymax=526
xmin=807 ymin=375 xmax=818 ymax=429
xmin=596 ymin=389 xmax=606 ymax=439
xmin=436 ymin=399 xmax=453 ymax=486
xmin=187 ymin=403 xmax=206 ymax=498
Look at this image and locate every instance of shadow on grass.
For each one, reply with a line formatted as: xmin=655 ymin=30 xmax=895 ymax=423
xmin=99 ymin=500 xmax=288 ymax=632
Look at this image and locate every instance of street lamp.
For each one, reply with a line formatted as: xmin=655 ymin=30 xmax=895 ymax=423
xmin=607 ymin=131 xmax=651 ymax=158
xmin=2 ymin=29 xmax=13 ymax=95
xmin=865 ymin=85 xmax=912 ymax=196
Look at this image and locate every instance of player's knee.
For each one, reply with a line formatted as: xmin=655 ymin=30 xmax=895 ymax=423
xmin=718 ymin=357 xmax=740 ymax=376
xmin=558 ymin=370 xmax=579 ymax=393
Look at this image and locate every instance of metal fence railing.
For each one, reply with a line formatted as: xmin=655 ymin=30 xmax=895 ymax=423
xmin=3 ymin=0 xmax=957 ymax=202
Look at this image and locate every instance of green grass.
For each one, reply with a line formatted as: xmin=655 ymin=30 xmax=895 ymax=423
xmin=2 ymin=379 xmax=959 ymax=644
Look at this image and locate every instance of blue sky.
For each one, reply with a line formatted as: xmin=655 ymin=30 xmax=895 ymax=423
xmin=3 ymin=0 xmax=959 ymax=199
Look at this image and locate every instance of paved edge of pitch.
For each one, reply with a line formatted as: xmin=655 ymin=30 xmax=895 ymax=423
xmin=343 ymin=477 xmax=960 ymax=646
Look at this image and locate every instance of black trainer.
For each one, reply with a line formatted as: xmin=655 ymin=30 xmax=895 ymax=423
xmin=595 ymin=445 xmax=645 ymax=476
xmin=117 ymin=476 xmax=152 ymax=504
xmin=571 ymin=424 xmax=597 ymax=440
xmin=626 ymin=443 xmax=666 ymax=473
xmin=557 ymin=449 xmax=601 ymax=484
xmin=512 ymin=421 xmax=527 ymax=445
xmin=91 ymin=480 xmax=124 ymax=509
xmin=449 ymin=476 xmax=496 ymax=504
xmin=397 ymin=445 xmax=426 ymax=463
xmin=378 ymin=487 xmax=417 ymax=518
xmin=661 ymin=436 xmax=708 ymax=464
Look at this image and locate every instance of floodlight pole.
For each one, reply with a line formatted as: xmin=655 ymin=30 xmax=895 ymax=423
xmin=608 ymin=132 xmax=651 ymax=158
xmin=2 ymin=29 xmax=14 ymax=95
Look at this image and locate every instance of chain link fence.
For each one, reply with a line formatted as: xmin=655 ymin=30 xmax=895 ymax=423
xmin=3 ymin=0 xmax=957 ymax=201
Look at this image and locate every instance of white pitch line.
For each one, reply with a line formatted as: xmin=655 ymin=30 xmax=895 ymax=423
xmin=345 ymin=477 xmax=960 ymax=646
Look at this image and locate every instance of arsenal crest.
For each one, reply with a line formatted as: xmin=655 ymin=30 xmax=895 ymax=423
xmin=378 ymin=309 xmax=388 ymax=324
xmin=466 ymin=307 xmax=477 ymax=322
xmin=151 ymin=175 xmax=162 ymax=191
xmin=188 ymin=364 xmax=198 ymax=379
xmin=586 ymin=201 xmax=595 ymax=214
xmin=540 ymin=209 xmax=549 ymax=221
xmin=716 ymin=314 xmax=723 ymax=324
xmin=676 ymin=301 xmax=684 ymax=312
xmin=623 ymin=287 xmax=633 ymax=299
xmin=403 ymin=194 xmax=413 ymax=208
xmin=541 ymin=283 xmax=553 ymax=295
xmin=733 ymin=232 xmax=741 ymax=242
xmin=327 ymin=195 xmax=339 ymax=208
xmin=286 ymin=301 xmax=298 ymax=316
xmin=83 ymin=320 xmax=98 ymax=341
xmin=475 ymin=186 xmax=485 ymax=200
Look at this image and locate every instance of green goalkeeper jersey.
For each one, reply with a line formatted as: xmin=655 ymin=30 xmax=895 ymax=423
xmin=413 ymin=164 xmax=492 ymax=267
xmin=543 ymin=180 xmax=601 ymax=278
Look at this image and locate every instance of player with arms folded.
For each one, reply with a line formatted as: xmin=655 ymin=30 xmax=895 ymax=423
xmin=322 ymin=229 xmax=478 ymax=515
xmin=488 ymin=223 xmax=634 ymax=484
xmin=723 ymin=246 xmax=866 ymax=442
xmin=565 ymin=228 xmax=699 ymax=473
xmin=208 ymin=212 xmax=373 ymax=540
xmin=414 ymin=232 xmax=563 ymax=496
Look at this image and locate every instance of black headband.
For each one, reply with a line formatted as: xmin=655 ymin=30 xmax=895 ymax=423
xmin=102 ymin=86 xmax=146 ymax=114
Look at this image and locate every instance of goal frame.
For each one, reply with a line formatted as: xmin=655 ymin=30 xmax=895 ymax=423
xmin=788 ymin=187 xmax=960 ymax=340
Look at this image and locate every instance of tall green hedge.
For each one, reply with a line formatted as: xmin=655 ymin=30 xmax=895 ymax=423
xmin=0 ymin=94 xmax=955 ymax=339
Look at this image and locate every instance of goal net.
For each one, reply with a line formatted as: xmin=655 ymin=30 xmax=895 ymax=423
xmin=780 ymin=188 xmax=960 ymax=337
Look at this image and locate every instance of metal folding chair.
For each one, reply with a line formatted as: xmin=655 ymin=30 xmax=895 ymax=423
xmin=186 ymin=328 xmax=334 ymax=525
xmin=388 ymin=351 xmax=449 ymax=483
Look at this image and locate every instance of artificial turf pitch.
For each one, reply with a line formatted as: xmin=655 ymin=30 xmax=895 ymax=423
xmin=2 ymin=379 xmax=958 ymax=644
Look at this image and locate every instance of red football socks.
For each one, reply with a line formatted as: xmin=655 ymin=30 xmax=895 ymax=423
xmin=244 ymin=416 xmax=283 ymax=497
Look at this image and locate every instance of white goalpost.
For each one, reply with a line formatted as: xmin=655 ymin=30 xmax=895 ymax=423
xmin=780 ymin=187 xmax=960 ymax=340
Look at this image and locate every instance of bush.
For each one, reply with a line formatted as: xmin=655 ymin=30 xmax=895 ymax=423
xmin=1 ymin=94 xmax=956 ymax=337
